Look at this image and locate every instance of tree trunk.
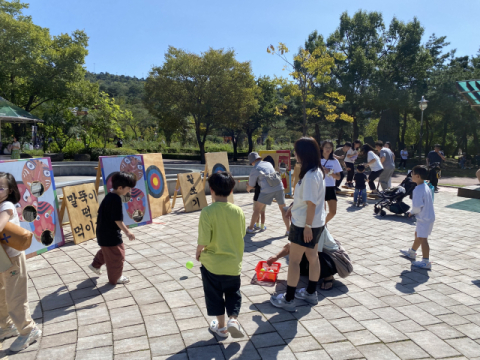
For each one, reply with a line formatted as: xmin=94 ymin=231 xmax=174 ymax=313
xmin=442 ymin=117 xmax=448 ymax=150
xmin=337 ymin=128 xmax=344 ymax=147
xmin=164 ymin=131 xmax=173 ymax=147
xmin=232 ymin=132 xmax=238 ymax=162
xmin=400 ymin=110 xmax=408 ymax=148
xmin=314 ymin=123 xmax=321 ymax=145
xmin=473 ymin=127 xmax=480 ymax=154
xmin=246 ymin=130 xmax=254 ymax=153
xmin=352 ymin=116 xmax=359 ymax=140
xmin=302 ymin=97 xmax=307 ymax=136
xmin=199 ymin=140 xmax=206 ymax=164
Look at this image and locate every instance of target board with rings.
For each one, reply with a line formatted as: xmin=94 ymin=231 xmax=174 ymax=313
xmin=146 ymin=165 xmax=165 ymax=198
xmin=204 ymin=152 xmax=234 ymax=204
xmin=142 ymin=153 xmax=171 ymax=217
xmin=0 ymin=158 xmax=65 ymax=259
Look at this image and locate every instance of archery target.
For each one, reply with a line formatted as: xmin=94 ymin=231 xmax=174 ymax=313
xmin=146 ymin=165 xmax=165 ymax=199
xmin=212 ymin=163 xmax=227 ymax=174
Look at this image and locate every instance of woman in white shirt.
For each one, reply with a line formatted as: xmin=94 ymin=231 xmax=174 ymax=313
xmin=270 ymin=137 xmax=326 ymax=312
xmin=320 ymin=140 xmax=343 ymax=224
xmin=399 ymin=147 xmax=408 ymax=169
xmin=344 ymin=140 xmax=362 ymax=187
xmin=361 ymin=144 xmax=384 ymax=193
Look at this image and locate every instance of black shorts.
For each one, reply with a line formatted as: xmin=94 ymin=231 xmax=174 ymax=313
xmin=325 ymin=186 xmax=337 ymax=201
xmin=288 ymin=224 xmax=325 ymax=249
xmin=299 ymin=252 xmax=337 ymax=279
xmin=200 ymin=266 xmax=242 ymax=317
xmin=253 ymin=184 xmax=261 ymax=201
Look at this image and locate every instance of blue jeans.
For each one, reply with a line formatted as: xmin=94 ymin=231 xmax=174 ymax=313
xmin=354 ymin=189 xmax=367 ymax=204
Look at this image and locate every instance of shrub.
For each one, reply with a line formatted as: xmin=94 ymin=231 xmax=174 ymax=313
xmin=81 ymin=147 xmax=137 ymax=161
xmin=62 ymin=140 xmax=86 ymax=159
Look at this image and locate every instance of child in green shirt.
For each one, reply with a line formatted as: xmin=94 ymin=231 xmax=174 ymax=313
xmin=196 ymin=172 xmax=246 ymax=338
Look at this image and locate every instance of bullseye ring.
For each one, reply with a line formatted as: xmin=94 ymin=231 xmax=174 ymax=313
xmin=146 ymin=165 xmax=164 ymax=198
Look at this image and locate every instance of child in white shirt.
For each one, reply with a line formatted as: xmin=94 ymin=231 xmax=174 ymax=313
xmin=400 ymin=166 xmax=435 ymax=269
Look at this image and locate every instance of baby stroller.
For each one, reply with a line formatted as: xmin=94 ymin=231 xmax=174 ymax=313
xmin=374 ymin=172 xmax=417 ymax=217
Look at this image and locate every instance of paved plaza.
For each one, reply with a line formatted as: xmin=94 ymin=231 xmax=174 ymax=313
xmin=1 ymin=189 xmax=480 ymax=360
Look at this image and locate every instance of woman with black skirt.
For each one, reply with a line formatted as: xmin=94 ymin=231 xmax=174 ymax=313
xmin=270 ymin=137 xmax=326 ymax=312
xmin=320 ymin=140 xmax=343 ymax=224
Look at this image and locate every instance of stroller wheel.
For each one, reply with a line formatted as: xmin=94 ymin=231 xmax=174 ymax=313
xmin=374 ymin=207 xmax=380 ymax=214
xmin=380 ymin=210 xmax=386 ymax=217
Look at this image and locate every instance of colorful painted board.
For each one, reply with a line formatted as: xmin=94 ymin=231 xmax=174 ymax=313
xmin=0 ymin=158 xmax=65 ymax=258
xmin=177 ymin=173 xmax=208 ymax=212
xmin=142 ymin=153 xmax=171 ymax=218
xmin=204 ymin=152 xmax=234 ymax=203
xmin=259 ymin=151 xmax=280 ymax=171
xmin=62 ymin=184 xmax=99 ymax=244
xmin=99 ymin=155 xmax=152 ymax=228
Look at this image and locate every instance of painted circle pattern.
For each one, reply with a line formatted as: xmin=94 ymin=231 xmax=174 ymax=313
xmin=146 ymin=165 xmax=165 ymax=198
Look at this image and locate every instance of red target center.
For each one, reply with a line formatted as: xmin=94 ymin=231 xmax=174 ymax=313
xmin=150 ymin=173 xmax=161 ymax=190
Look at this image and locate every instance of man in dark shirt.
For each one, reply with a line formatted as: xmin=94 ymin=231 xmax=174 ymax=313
xmin=426 ymin=144 xmax=446 ymax=192
xmin=88 ymin=172 xmax=136 ymax=285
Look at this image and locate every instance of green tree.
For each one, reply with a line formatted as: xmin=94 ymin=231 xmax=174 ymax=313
xmin=244 ymin=76 xmax=280 ymax=153
xmin=145 ymin=46 xmax=256 ymax=162
xmin=89 ymin=92 xmax=125 ymax=148
xmin=326 ymin=11 xmax=386 ymax=140
xmin=0 ymin=1 xmax=89 ymax=111
xmin=268 ymin=42 xmax=352 ymax=136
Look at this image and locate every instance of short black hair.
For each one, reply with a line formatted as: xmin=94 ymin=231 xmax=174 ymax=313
xmin=0 ymin=172 xmax=20 ymax=204
xmin=111 ymin=172 xmax=136 ymax=189
xmin=434 ymin=144 xmax=441 ymax=148
xmin=208 ymin=172 xmax=235 ymax=197
xmin=412 ymin=165 xmax=429 ymax=180
xmin=344 ymin=142 xmax=352 ymax=148
xmin=357 ymin=164 xmax=365 ymax=172
xmin=375 ymin=140 xmax=384 ymax=148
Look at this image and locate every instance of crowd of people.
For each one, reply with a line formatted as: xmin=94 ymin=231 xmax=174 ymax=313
xmin=0 ymin=136 xmax=440 ymax=349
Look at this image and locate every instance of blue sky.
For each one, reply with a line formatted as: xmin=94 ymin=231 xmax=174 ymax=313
xmin=27 ymin=0 xmax=480 ymax=79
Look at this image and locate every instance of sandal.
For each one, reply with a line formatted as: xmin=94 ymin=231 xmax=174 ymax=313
xmin=227 ymin=318 xmax=245 ymax=338
xmin=321 ymin=277 xmax=334 ymax=291
xmin=209 ymin=320 xmax=228 ymax=338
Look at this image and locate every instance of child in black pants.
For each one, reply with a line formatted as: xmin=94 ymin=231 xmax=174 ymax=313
xmin=196 ymin=172 xmax=246 ymax=338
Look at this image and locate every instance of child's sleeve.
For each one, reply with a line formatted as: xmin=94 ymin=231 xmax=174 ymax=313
xmin=410 ymin=189 xmax=424 ymax=215
xmin=112 ymin=196 xmax=123 ymax=222
xmin=197 ymin=210 xmax=212 ymax=246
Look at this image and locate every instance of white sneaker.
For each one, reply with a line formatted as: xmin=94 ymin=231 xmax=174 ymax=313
xmin=412 ymin=260 xmax=432 ymax=269
xmin=209 ymin=320 xmax=228 ymax=338
xmin=117 ymin=275 xmax=130 ymax=284
xmin=400 ymin=249 xmax=417 ymax=260
xmin=246 ymin=228 xmax=256 ymax=234
xmin=294 ymin=288 xmax=319 ymax=305
xmin=0 ymin=325 xmax=18 ymax=340
xmin=227 ymin=319 xmax=245 ymax=338
xmin=88 ymin=264 xmax=102 ymax=276
xmin=9 ymin=327 xmax=41 ymax=352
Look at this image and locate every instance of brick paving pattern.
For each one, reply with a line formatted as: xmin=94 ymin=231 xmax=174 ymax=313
xmin=1 ymin=190 xmax=480 ymax=359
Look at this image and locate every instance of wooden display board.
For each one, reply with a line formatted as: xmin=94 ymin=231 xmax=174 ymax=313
xmin=98 ymin=155 xmax=152 ymax=227
xmin=60 ymin=184 xmax=99 ymax=244
xmin=143 ymin=153 xmax=171 ymax=218
xmin=292 ymin=163 xmax=301 ymax=192
xmin=0 ymin=158 xmax=65 ymax=258
xmin=172 ymin=173 xmax=208 ymax=212
xmin=259 ymin=151 xmax=280 ymax=171
xmin=204 ymin=152 xmax=234 ymax=203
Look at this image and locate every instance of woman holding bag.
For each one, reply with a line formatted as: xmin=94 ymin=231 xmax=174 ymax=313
xmin=270 ymin=137 xmax=326 ymax=312
xmin=0 ymin=172 xmax=41 ymax=353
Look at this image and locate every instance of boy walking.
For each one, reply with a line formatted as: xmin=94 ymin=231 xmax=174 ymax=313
xmin=353 ymin=165 xmax=368 ymax=206
xmin=88 ymin=172 xmax=136 ymax=284
xmin=197 ymin=172 xmax=246 ymax=338
xmin=400 ymin=166 xmax=435 ymax=269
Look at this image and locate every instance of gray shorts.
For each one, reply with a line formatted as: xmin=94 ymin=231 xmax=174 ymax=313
xmin=257 ymin=190 xmax=285 ymax=206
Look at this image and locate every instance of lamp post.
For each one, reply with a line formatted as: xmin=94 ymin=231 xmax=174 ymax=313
xmin=418 ymin=96 xmax=428 ymax=159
